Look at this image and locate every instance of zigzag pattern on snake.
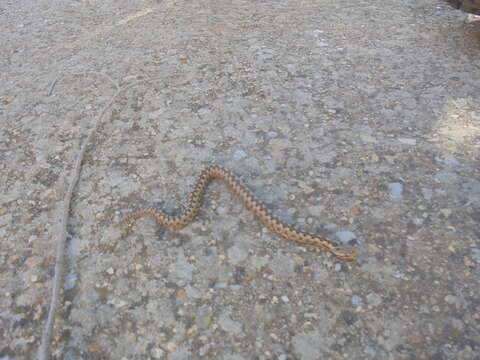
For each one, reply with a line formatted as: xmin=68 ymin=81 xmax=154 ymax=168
xmin=119 ymin=165 xmax=357 ymax=261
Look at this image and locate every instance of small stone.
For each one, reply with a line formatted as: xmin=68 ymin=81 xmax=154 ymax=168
xmin=359 ymin=133 xmax=376 ymax=143
xmin=297 ymin=180 xmax=314 ymax=194
xmin=444 ymin=295 xmax=457 ymax=305
xmin=64 ymin=272 xmax=77 ymax=291
xmin=471 ymin=248 xmax=480 ymax=263
xmin=351 ymin=295 xmax=362 ymax=306
xmin=185 ymin=285 xmax=202 ymax=299
xmin=292 ymin=331 xmax=326 ymax=360
xmin=151 ymin=347 xmax=165 ymax=359
xmin=25 ymin=256 xmax=41 ymax=268
xmin=421 ymin=188 xmax=433 ymax=200
xmin=439 ymin=155 xmax=459 ymax=166
xmin=227 ymin=246 xmax=248 ymax=265
xmin=398 ymin=138 xmax=417 ymax=145
xmin=233 ymin=150 xmax=247 ymax=161
xmin=412 ymin=218 xmax=423 ymax=225
xmin=278 ymin=355 xmax=288 ymax=360
xmin=388 ymin=182 xmax=403 ymax=197
xmin=307 ymin=205 xmax=324 ymax=215
xmin=106 ymin=267 xmax=115 ymax=275
xmin=464 ymin=257 xmax=474 ymax=267
xmin=173 ymin=260 xmax=195 ymax=282
xmin=199 ymin=344 xmax=212 ymax=356
xmin=108 ymin=297 xmax=128 ymax=308
xmin=351 ymin=207 xmax=361 ymax=215
xmin=334 ymin=263 xmax=342 ymax=272
xmin=366 ymin=293 xmax=382 ymax=307
xmin=385 ymin=155 xmax=396 ymax=165
xmin=218 ymin=314 xmax=243 ymax=335
xmin=440 ymin=209 xmax=452 ymax=217
xmin=281 ymin=296 xmax=289 ymax=303
xmin=335 ymin=231 xmax=357 ymax=245
xmin=166 ymin=342 xmax=177 ymax=351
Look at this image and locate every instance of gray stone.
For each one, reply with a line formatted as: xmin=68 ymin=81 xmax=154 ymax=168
xmin=471 ymin=248 xmax=480 ymax=263
xmin=218 ymin=314 xmax=243 ymax=335
xmin=421 ymin=188 xmax=433 ymax=200
xmin=351 ymin=295 xmax=363 ymax=306
xmin=398 ymin=138 xmax=417 ymax=145
xmin=233 ymin=149 xmax=247 ymax=161
xmin=270 ymin=252 xmax=295 ymax=278
xmin=292 ymin=331 xmax=331 ymax=360
xmin=227 ymin=246 xmax=248 ymax=265
xmin=64 ymin=272 xmax=77 ymax=291
xmin=366 ymin=293 xmax=382 ymax=308
xmin=388 ymin=182 xmax=403 ymax=197
xmin=335 ymin=231 xmax=357 ymax=245
xmin=170 ymin=347 xmax=191 ymax=360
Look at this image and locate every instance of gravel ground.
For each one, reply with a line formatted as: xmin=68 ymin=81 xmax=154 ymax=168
xmin=1 ymin=0 xmax=479 ymax=359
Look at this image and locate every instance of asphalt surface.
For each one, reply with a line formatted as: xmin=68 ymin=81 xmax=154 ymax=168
xmin=1 ymin=0 xmax=479 ymax=359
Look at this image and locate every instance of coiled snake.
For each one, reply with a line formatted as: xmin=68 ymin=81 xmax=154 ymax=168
xmin=119 ymin=165 xmax=357 ymax=261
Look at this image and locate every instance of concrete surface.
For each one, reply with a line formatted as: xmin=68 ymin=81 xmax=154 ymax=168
xmin=0 ymin=0 xmax=479 ymax=359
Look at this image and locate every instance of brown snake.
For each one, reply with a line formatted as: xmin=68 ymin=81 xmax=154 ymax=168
xmin=119 ymin=165 xmax=357 ymax=261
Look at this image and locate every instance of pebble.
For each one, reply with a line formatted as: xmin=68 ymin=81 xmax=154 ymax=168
xmin=108 ymin=297 xmax=128 ymax=308
xmin=388 ymin=182 xmax=403 ymax=197
xmin=173 ymin=261 xmax=195 ymax=282
xmin=438 ymin=155 xmax=459 ymax=166
xmin=421 ymin=188 xmax=433 ymax=200
xmin=233 ymin=149 xmax=247 ymax=161
xmin=359 ymin=133 xmax=376 ymax=143
xmin=64 ymin=272 xmax=77 ymax=291
xmin=440 ymin=208 xmax=452 ymax=217
xmin=198 ymin=343 xmax=213 ymax=356
xmin=218 ymin=314 xmax=243 ymax=335
xmin=398 ymin=138 xmax=417 ymax=145
xmin=292 ymin=331 xmax=325 ymax=360
xmin=150 ymin=347 xmax=165 ymax=359
xmin=227 ymin=246 xmax=248 ymax=265
xmin=471 ymin=248 xmax=480 ymax=263
xmin=351 ymin=295 xmax=363 ymax=306
xmin=444 ymin=294 xmax=463 ymax=308
xmin=267 ymin=131 xmax=277 ymax=138
xmin=166 ymin=342 xmax=177 ymax=351
xmin=297 ymin=180 xmax=314 ymax=194
xmin=412 ymin=217 xmax=423 ymax=225
xmin=366 ymin=293 xmax=382 ymax=308
xmin=281 ymin=295 xmax=289 ymax=303
xmin=334 ymin=231 xmax=357 ymax=245
xmin=185 ymin=285 xmax=202 ymax=299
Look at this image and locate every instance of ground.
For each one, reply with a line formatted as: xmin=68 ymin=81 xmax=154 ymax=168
xmin=0 ymin=0 xmax=479 ymax=359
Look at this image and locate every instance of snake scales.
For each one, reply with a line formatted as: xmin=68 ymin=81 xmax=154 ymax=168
xmin=119 ymin=165 xmax=357 ymax=261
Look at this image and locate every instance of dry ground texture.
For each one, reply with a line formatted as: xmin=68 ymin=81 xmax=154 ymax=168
xmin=0 ymin=0 xmax=479 ymax=359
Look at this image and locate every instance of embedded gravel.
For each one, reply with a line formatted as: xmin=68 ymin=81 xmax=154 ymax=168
xmin=1 ymin=0 xmax=479 ymax=359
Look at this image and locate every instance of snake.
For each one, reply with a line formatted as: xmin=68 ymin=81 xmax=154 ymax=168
xmin=119 ymin=165 xmax=357 ymax=261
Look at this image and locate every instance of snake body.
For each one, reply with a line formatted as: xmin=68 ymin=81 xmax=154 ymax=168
xmin=120 ymin=165 xmax=357 ymax=261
